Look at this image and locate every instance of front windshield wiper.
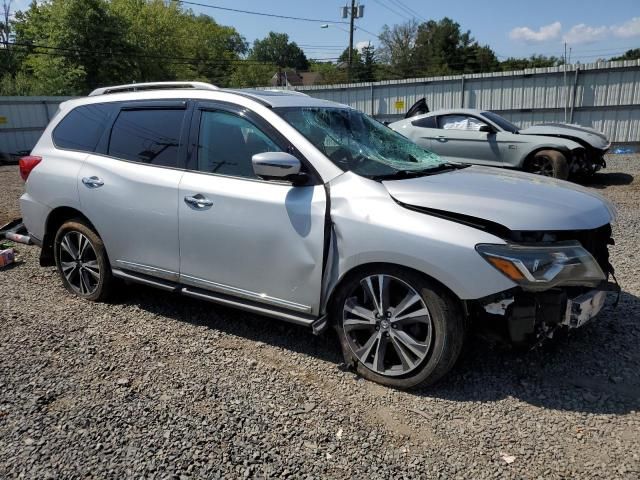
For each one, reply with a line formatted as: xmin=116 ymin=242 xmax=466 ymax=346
xmin=369 ymin=162 xmax=469 ymax=181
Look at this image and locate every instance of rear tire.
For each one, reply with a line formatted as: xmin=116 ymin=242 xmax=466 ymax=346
xmin=333 ymin=266 xmax=465 ymax=389
xmin=54 ymin=219 xmax=114 ymax=302
xmin=526 ymin=150 xmax=569 ymax=180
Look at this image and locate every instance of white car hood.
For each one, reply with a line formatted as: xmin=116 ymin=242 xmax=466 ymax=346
xmin=383 ymin=166 xmax=615 ymax=231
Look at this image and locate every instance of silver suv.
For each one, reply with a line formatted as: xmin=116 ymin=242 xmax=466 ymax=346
xmin=19 ymin=82 xmax=617 ymax=389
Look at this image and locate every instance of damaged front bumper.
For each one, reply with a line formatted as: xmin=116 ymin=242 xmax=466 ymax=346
xmin=476 ymin=282 xmax=618 ymax=345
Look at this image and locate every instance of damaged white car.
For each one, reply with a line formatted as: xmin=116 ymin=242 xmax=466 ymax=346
xmin=390 ymin=99 xmax=610 ymax=180
xmin=20 ymin=83 xmax=618 ymax=389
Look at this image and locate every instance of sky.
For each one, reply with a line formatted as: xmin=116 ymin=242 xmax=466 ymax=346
xmin=10 ymin=0 xmax=640 ymax=62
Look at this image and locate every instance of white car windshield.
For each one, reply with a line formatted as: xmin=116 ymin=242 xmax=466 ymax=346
xmin=276 ymin=107 xmax=446 ymax=179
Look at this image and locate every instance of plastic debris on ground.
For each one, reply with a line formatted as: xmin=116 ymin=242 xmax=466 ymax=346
xmin=0 ymin=248 xmax=15 ymax=268
xmin=0 ymin=218 xmax=31 ymax=244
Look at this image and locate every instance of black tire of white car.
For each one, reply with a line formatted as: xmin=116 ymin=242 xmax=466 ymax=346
xmin=529 ymin=150 xmax=569 ymax=180
xmin=54 ymin=219 xmax=114 ymax=302
xmin=333 ymin=266 xmax=465 ymax=389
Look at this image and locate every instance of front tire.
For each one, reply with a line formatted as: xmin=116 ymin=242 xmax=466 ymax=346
xmin=526 ymin=150 xmax=569 ymax=180
xmin=54 ymin=219 xmax=113 ymax=302
xmin=333 ymin=266 xmax=465 ymax=389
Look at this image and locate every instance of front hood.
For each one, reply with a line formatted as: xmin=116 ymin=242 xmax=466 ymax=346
xmin=520 ymin=123 xmax=610 ymax=150
xmin=383 ymin=166 xmax=615 ymax=231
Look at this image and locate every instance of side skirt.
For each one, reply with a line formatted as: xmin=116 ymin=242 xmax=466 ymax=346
xmin=112 ymin=268 xmax=327 ymax=334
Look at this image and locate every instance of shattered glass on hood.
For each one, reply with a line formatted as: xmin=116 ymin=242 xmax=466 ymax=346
xmin=276 ymin=107 xmax=444 ymax=178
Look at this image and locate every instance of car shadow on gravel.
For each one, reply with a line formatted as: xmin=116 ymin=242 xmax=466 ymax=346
xmin=119 ymin=285 xmax=639 ymax=414
xmin=419 ymin=291 xmax=640 ymax=414
xmin=578 ymin=172 xmax=634 ymax=189
xmin=117 ymin=284 xmax=344 ymax=364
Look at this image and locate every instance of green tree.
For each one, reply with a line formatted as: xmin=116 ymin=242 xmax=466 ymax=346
xmin=229 ymin=62 xmax=275 ymax=88
xmin=250 ymin=32 xmax=308 ymax=70
xmin=9 ymin=0 xmax=134 ymax=94
xmin=378 ymin=20 xmax=418 ymax=79
xmin=499 ymin=54 xmax=563 ymax=71
xmin=412 ymin=17 xmax=499 ymax=75
xmin=1 ymin=0 xmax=247 ymax=94
xmin=308 ymin=61 xmax=347 ymax=84
xmin=611 ymin=48 xmax=640 ymax=61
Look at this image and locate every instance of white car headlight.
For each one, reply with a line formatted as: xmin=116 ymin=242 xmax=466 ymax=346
xmin=476 ymin=242 xmax=605 ymax=291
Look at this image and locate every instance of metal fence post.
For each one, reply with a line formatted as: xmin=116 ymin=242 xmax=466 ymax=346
xmin=569 ymin=67 xmax=580 ymax=124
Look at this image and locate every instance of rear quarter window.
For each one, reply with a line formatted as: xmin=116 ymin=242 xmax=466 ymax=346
xmin=52 ymin=103 xmax=114 ymax=152
xmin=411 ymin=116 xmax=437 ymax=129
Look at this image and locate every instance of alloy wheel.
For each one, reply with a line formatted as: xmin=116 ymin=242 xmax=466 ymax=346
xmin=342 ymin=275 xmax=433 ymax=377
xmin=58 ymin=231 xmax=101 ymax=295
xmin=530 ymin=156 xmax=554 ymax=176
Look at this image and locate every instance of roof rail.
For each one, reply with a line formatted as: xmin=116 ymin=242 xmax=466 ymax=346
xmin=88 ymin=81 xmax=219 ymax=96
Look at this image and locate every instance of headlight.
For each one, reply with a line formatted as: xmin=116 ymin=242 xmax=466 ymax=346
xmin=476 ymin=242 xmax=605 ymax=291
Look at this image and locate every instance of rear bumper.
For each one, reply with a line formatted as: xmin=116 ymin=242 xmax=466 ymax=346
xmin=19 ymin=192 xmax=50 ymax=243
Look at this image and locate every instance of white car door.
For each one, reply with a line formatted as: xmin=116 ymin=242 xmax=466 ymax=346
xmin=430 ymin=114 xmax=504 ymax=166
xmin=178 ymin=102 xmax=327 ymax=316
xmin=78 ymin=101 xmax=188 ymax=281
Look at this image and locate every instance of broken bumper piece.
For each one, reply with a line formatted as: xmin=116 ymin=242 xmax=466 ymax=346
xmin=480 ymin=286 xmax=613 ymax=345
xmin=562 ymin=289 xmax=607 ymax=329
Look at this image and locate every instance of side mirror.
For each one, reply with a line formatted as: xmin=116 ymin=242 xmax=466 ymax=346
xmin=478 ymin=124 xmax=494 ymax=133
xmin=252 ymin=152 xmax=307 ymax=184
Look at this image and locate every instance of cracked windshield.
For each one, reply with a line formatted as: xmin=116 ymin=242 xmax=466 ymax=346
xmin=277 ymin=107 xmax=444 ymax=178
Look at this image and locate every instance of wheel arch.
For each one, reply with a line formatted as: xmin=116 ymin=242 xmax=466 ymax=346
xmin=322 ymin=261 xmax=463 ymax=323
xmin=520 ymin=146 xmax=571 ymax=169
xmin=40 ymin=206 xmax=100 ymax=266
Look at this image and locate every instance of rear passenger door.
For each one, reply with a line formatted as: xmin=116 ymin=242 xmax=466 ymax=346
xmin=178 ymin=102 xmax=327 ymax=316
xmin=78 ymin=101 xmax=190 ymax=281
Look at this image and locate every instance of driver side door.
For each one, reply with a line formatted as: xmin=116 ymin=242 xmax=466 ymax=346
xmin=430 ymin=114 xmax=503 ymax=166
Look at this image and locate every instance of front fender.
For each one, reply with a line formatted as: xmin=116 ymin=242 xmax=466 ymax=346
xmin=323 ymin=173 xmax=516 ymax=311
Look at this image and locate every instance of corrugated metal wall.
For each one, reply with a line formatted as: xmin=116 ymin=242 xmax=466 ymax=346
xmin=291 ymin=60 xmax=640 ymax=144
xmin=1 ymin=61 xmax=638 ymax=157
xmin=0 ymin=97 xmax=73 ymax=158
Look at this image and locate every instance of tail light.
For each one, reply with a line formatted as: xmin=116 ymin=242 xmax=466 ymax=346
xmin=19 ymin=156 xmax=42 ymax=181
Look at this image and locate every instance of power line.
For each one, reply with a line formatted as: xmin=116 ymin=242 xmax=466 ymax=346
xmin=176 ymin=1 xmax=350 ymax=25
xmin=386 ymin=0 xmax=426 ymax=21
xmin=3 ymin=41 xmax=343 ymax=65
xmin=371 ymin=0 xmax=412 ymax=21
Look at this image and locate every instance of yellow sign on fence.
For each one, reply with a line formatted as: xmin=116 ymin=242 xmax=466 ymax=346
xmin=0 ymin=116 xmax=7 ymax=125
xmin=394 ymin=100 xmax=405 ymax=111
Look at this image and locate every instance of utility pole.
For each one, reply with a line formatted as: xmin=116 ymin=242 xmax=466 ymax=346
xmin=348 ymin=0 xmax=355 ymax=83
xmin=342 ymin=2 xmax=364 ymax=83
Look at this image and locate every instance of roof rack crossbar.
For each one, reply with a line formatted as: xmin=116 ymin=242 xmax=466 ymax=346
xmin=89 ymin=81 xmax=219 ymax=96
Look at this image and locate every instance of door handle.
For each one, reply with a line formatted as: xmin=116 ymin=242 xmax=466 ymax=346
xmin=82 ymin=176 xmax=104 ymax=188
xmin=184 ymin=194 xmax=213 ymax=209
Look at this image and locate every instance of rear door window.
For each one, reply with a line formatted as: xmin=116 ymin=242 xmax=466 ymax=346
xmin=108 ymin=108 xmax=185 ymax=167
xmin=53 ymin=103 xmax=114 ymax=152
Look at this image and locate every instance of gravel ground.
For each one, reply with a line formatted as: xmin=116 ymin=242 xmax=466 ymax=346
xmin=1 ymin=157 xmax=639 ymax=479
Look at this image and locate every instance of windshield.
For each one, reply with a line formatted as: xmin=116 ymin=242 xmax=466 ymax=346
xmin=275 ymin=107 xmax=445 ymax=178
xmin=481 ymin=111 xmax=520 ymax=133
